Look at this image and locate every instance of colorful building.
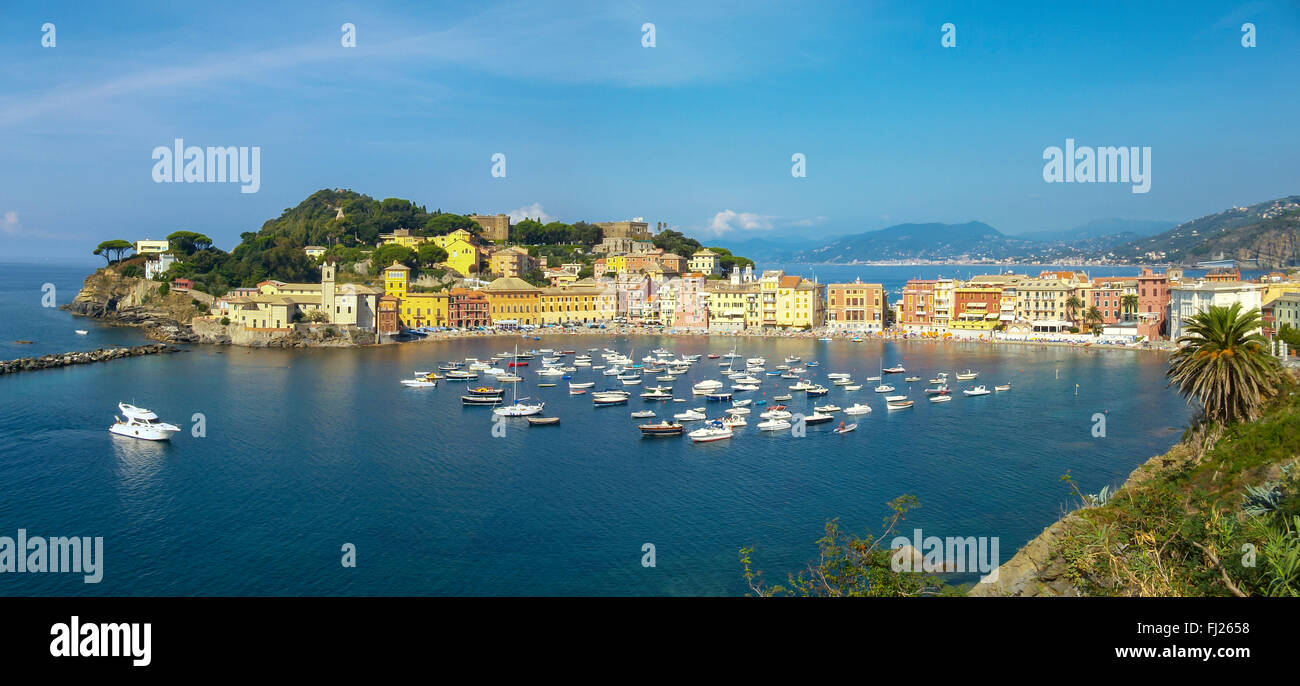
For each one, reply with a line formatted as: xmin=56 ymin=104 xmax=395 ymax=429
xmin=447 ymin=288 xmax=489 ymax=328
xmin=481 ymin=277 xmax=542 ymax=325
xmin=826 ymin=280 xmax=886 ymax=332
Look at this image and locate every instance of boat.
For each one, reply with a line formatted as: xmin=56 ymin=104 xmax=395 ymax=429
xmin=995 ymin=384 xmax=1012 ymax=392
xmin=526 ymin=416 xmax=560 ymax=425
xmin=803 ymin=412 xmax=834 ymax=425
xmin=462 ymin=395 xmax=503 ymax=405
xmin=707 ymin=353 xmax=720 ymax=359
xmin=884 ymin=395 xmax=908 ymax=402
xmin=806 ymin=385 xmax=829 ymax=396
xmin=621 ymin=377 xmax=643 ymax=386
xmin=630 ymin=410 xmax=657 ymax=418
xmin=689 ymin=421 xmax=734 ymax=443
xmin=759 ymin=407 xmax=792 ymax=420
xmin=108 ymin=403 xmax=180 ymax=441
xmin=955 ymin=370 xmax=979 ymax=380
xmin=569 ymin=388 xmax=587 ymax=395
xmin=886 ymin=399 xmax=914 ymax=410
xmin=813 ymin=404 xmax=841 ymax=413
xmin=788 ymin=380 xmax=814 ymax=391
xmin=924 ymin=385 xmax=950 ymax=395
xmin=673 ymin=409 xmax=707 ymax=421
xmin=874 ymin=384 xmax=895 ymax=393
xmin=593 ymin=395 xmax=628 ymax=406
xmin=773 ymin=394 xmax=793 ymax=401
xmin=640 ymin=390 xmax=672 ymax=400
xmin=963 ymin=385 xmax=991 ymax=396
xmin=832 ymin=422 xmax=857 ymax=434
xmin=639 ymin=421 xmax=684 ymax=436
xmin=732 ymin=399 xmax=752 ymax=407
xmin=844 ymin=384 xmax=863 ymax=391
xmin=724 ymin=407 xmax=751 ymax=416
xmin=74 ymin=330 xmax=88 ymax=335
xmin=538 ymin=383 xmax=556 ymax=388
xmin=757 ymin=418 xmax=792 ymax=432
xmin=826 ymin=373 xmax=851 ymax=380
xmin=568 ymin=381 xmax=594 ymax=389
xmin=929 ymin=395 xmax=952 ymax=403
xmin=843 ymin=403 xmax=872 ymax=416
xmin=929 ymin=373 xmax=949 ymax=384
xmin=904 ymin=376 xmax=921 ymax=382
xmin=444 ymin=370 xmax=477 ymax=380
xmin=731 ymin=384 xmax=760 ymax=392
xmin=493 ymin=346 xmax=545 ymax=416
xmin=883 ymin=366 xmax=905 ymax=374
xmin=400 ymin=374 xmax=437 ymax=388
xmin=832 ymin=378 xmax=854 ymax=386
xmin=721 ymin=415 xmax=747 ymax=428
xmin=705 ymin=391 xmax=733 ymax=401
xmin=466 ymin=386 xmax=504 ymax=396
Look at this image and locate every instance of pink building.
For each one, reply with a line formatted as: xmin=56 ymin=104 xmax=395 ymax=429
xmin=1136 ymin=268 xmax=1171 ymax=339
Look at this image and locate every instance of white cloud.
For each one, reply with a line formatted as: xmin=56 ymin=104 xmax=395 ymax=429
xmin=708 ymin=210 xmax=774 ymax=235
xmin=508 ymin=203 xmax=556 ymax=224
xmin=1 ymin=212 xmax=19 ymax=235
xmin=791 ymin=216 xmax=829 ymax=227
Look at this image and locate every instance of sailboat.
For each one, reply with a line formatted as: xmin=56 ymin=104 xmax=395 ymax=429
xmin=493 ymin=345 xmax=545 ymax=416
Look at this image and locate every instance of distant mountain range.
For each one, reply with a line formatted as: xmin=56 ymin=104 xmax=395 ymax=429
xmin=1107 ymin=196 xmax=1300 ymax=268
xmin=710 ymin=200 xmax=1300 ymax=267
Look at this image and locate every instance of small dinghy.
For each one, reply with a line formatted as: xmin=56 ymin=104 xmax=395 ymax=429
xmin=526 ymin=416 xmax=560 ymax=425
xmin=832 ymin=423 xmax=857 ymax=434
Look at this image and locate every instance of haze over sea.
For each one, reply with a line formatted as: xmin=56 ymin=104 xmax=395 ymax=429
xmin=1 ymin=263 xmax=1197 ymax=595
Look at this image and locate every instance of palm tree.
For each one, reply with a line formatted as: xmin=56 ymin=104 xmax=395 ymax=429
xmin=1084 ymin=306 xmax=1104 ymax=334
xmin=1166 ymin=303 xmax=1283 ymax=424
xmin=1121 ymin=294 xmax=1139 ymax=322
xmin=1065 ymin=294 xmax=1084 ymax=329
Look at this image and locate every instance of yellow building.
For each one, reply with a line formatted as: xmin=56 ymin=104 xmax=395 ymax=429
xmin=383 ymin=262 xmax=411 ymax=301
xmin=481 ymin=276 xmax=542 ymax=325
xmin=604 ymin=254 xmax=629 ymax=275
xmin=400 ymin=292 xmax=449 ymax=328
xmin=539 ymin=280 xmax=607 ymax=325
xmin=377 ymin=228 xmax=427 ymax=249
xmin=759 ymin=271 xmax=824 ymax=329
xmin=431 ymin=230 xmax=482 ymax=276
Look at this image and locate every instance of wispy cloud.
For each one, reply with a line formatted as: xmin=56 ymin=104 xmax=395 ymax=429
xmin=508 ymin=203 xmax=555 ymax=224
xmin=708 ymin=209 xmax=774 ymax=235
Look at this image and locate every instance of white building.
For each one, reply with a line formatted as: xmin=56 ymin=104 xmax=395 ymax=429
xmin=134 ymin=239 xmax=170 ymax=254
xmin=144 ymin=252 xmax=177 ymax=279
xmin=1168 ymin=281 xmax=1265 ymax=341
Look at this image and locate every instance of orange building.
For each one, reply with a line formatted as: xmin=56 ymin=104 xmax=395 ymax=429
xmin=827 ymin=280 xmax=886 ymax=332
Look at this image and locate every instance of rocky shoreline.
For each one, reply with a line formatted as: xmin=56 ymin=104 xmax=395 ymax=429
xmin=0 ymin=343 xmax=182 ymax=375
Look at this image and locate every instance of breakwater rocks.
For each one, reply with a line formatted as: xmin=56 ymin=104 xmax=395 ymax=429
xmin=0 ymin=344 xmax=182 ymax=376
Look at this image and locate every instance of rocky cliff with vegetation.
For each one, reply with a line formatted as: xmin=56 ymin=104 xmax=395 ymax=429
xmin=1108 ymin=195 xmax=1300 ymax=267
xmin=63 ymin=266 xmax=205 ymax=343
xmin=971 ymin=372 xmax=1300 ymax=597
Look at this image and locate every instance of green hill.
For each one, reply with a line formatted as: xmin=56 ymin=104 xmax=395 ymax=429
xmin=1111 ymin=195 xmax=1300 ymax=267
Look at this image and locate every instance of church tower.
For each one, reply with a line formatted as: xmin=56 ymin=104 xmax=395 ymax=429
xmin=321 ymin=258 xmax=337 ymax=321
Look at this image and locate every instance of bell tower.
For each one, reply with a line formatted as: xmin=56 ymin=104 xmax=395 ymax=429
xmin=321 ymin=258 xmax=337 ymax=320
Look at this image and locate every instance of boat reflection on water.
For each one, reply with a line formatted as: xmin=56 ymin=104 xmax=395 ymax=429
xmin=109 ymin=432 xmax=171 ymax=485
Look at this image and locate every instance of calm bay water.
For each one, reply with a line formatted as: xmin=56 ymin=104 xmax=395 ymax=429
xmin=0 ymin=263 xmax=1198 ymax=595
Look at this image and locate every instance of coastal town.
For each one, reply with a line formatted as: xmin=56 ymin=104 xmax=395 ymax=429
xmin=112 ymin=213 xmax=1300 ymax=356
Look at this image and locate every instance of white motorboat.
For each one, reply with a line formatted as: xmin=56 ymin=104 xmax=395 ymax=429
xmin=886 ymin=399 xmax=914 ymax=410
xmin=721 ymin=415 xmax=747 ymax=428
xmin=963 ymin=385 xmax=991 ymax=396
xmin=874 ymin=384 xmax=895 ymax=393
xmin=569 ymin=381 xmax=594 ymax=389
xmin=621 ymin=377 xmax=643 ymax=386
xmin=832 ymin=378 xmax=854 ymax=386
xmin=75 ymin=329 xmax=88 ymax=335
xmin=884 ymin=394 xmax=908 ymax=402
xmin=400 ymin=373 xmax=437 ymax=387
xmin=640 ymin=390 xmax=672 ymax=400
xmin=759 ymin=408 xmax=792 ymax=420
xmin=924 ymin=385 xmax=950 ymax=395
xmin=995 ymin=384 xmax=1012 ymax=392
xmin=788 ymin=380 xmax=814 ymax=391
xmin=757 ymin=418 xmax=792 ymax=432
xmin=689 ymin=422 xmax=734 ymax=443
xmin=955 ymin=370 xmax=979 ymax=380
xmin=832 ymin=423 xmax=857 ymax=434
xmin=724 ymin=407 xmax=751 ymax=416
xmin=631 ymin=410 xmax=657 ymax=419
xmin=930 ymin=395 xmax=952 ymax=403
xmin=732 ymin=399 xmax=752 ymax=407
xmin=109 ymin=402 xmax=180 ymax=441
xmin=731 ymin=384 xmax=760 ymax=392
xmin=813 ymin=404 xmax=841 ymax=413
xmin=844 ymin=385 xmax=863 ymax=391
xmin=773 ymin=394 xmax=793 ymax=401
xmin=826 ymin=373 xmax=851 ymax=380
xmin=843 ymin=403 xmax=872 ymax=416
xmin=674 ymin=409 xmax=707 ymax=421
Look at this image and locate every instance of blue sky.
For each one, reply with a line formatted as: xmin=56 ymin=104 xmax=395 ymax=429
xmin=2 ymin=0 xmax=1298 ymax=261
